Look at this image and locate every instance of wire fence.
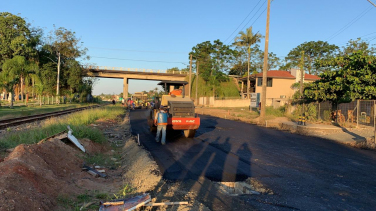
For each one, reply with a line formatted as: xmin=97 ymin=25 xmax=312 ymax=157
xmin=293 ymin=100 xmax=376 ymax=127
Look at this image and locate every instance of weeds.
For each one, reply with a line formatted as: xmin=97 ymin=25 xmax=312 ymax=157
xmin=113 ymin=184 xmax=134 ymax=199
xmin=95 ymin=193 xmax=111 ymax=200
xmin=0 ymin=106 xmax=124 ymax=150
xmin=265 ymin=106 xmax=285 ymax=117
xmin=84 ymin=153 xmax=116 ymax=167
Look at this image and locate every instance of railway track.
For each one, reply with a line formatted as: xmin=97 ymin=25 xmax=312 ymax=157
xmin=0 ymin=105 xmax=102 ymax=129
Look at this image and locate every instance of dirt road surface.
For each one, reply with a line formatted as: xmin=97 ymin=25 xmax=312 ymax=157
xmin=130 ymin=109 xmax=376 ymax=211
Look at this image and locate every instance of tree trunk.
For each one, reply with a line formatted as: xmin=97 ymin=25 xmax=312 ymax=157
xmin=24 ymin=83 xmax=28 ymax=105
xmin=10 ymin=91 xmax=14 ymax=109
xmin=20 ymin=76 xmax=25 ymax=102
xmin=32 ymin=78 xmax=35 ymax=99
xmin=16 ymin=85 xmax=20 ymax=101
xmin=56 ymin=52 xmax=61 ymax=104
xmin=39 ymin=94 xmax=42 ymax=107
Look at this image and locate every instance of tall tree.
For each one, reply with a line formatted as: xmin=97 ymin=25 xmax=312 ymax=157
xmin=233 ymin=27 xmax=263 ymax=98
xmin=341 ymin=38 xmax=376 ymax=56
xmin=285 ymin=41 xmax=339 ymax=75
xmin=0 ymin=13 xmax=31 ymax=63
xmin=305 ymin=51 xmax=376 ymax=108
xmin=190 ymin=40 xmax=236 ymax=96
xmin=45 ymin=27 xmax=88 ymax=102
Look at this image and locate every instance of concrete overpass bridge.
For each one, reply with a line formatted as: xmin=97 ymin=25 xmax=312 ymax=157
xmin=84 ymin=66 xmax=188 ymax=99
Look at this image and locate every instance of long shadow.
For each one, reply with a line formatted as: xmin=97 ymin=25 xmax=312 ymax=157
xmin=340 ymin=127 xmax=366 ymax=141
xmin=130 ymin=110 xmax=259 ymax=210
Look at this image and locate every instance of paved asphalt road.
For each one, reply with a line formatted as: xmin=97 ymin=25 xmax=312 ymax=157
xmin=130 ymin=109 xmax=376 ymax=211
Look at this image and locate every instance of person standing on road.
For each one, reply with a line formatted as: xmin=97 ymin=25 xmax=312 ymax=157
xmin=154 ymin=106 xmax=168 ymax=145
xmin=153 ymin=97 xmax=160 ymax=110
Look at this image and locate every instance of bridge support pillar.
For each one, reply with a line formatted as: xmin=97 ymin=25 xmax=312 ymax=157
xmin=123 ymin=77 xmax=128 ymax=100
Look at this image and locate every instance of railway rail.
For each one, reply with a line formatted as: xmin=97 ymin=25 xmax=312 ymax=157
xmin=0 ymin=105 xmax=102 ymax=130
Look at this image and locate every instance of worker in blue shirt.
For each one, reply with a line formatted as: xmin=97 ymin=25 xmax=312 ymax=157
xmin=154 ymin=106 xmax=168 ymax=145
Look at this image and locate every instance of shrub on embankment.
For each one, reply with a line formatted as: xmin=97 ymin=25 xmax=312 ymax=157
xmin=0 ymin=105 xmax=124 ymax=150
xmin=188 ymin=75 xmax=240 ymax=98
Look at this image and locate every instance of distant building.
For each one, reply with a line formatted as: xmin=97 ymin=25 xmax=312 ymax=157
xmin=236 ymin=70 xmax=320 ymax=106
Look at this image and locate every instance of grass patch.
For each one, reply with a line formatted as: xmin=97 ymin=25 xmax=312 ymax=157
xmin=56 ymin=187 xmax=132 ymax=211
xmin=57 ymin=192 xmax=100 ymax=211
xmin=265 ymin=106 xmax=286 ymax=118
xmin=0 ymin=104 xmax=88 ymax=120
xmin=113 ymin=184 xmax=134 ymax=199
xmin=0 ymin=105 xmax=124 ymax=150
xmin=84 ymin=153 xmax=120 ymax=169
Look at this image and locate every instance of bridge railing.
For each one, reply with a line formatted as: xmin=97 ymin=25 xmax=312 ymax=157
xmin=87 ymin=66 xmax=188 ymax=75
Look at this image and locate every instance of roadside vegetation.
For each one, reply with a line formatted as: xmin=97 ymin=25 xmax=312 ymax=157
xmin=0 ymin=105 xmax=124 ymax=150
xmin=0 ymin=12 xmax=96 ymax=109
xmin=0 ymin=103 xmax=89 ymax=120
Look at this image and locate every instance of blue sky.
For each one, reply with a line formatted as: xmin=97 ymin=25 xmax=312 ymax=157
xmin=2 ymin=0 xmax=375 ymax=95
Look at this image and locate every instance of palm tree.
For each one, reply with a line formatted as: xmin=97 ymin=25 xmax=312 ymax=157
xmin=233 ymin=27 xmax=263 ymax=99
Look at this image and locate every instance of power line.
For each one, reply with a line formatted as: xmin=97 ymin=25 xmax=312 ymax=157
xmin=243 ymin=7 xmax=267 ymax=33
xmin=90 ymin=56 xmax=185 ymax=64
xmin=327 ymin=6 xmax=374 ymax=41
xmin=226 ymin=1 xmax=267 ymax=45
xmin=223 ymin=0 xmax=264 ymax=44
xmin=87 ymin=47 xmax=187 ymax=54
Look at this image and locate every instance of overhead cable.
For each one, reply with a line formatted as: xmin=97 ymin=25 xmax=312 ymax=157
xmin=223 ymin=0 xmax=264 ymax=44
xmin=87 ymin=47 xmax=187 ymax=54
xmin=227 ymin=1 xmax=267 ymax=45
xmin=90 ymin=56 xmax=185 ymax=64
xmin=327 ymin=6 xmax=374 ymax=41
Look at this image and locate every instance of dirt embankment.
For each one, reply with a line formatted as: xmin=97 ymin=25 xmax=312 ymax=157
xmin=0 ymin=128 xmax=126 ymax=210
xmin=0 ymin=110 xmax=212 ymax=211
xmin=0 ymin=113 xmax=127 ymax=210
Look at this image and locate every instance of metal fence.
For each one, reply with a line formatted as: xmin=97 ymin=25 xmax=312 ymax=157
xmin=293 ymin=100 xmax=376 ymax=127
xmin=340 ymin=100 xmax=376 ymax=127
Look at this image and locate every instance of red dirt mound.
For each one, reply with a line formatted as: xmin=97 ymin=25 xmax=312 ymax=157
xmin=0 ymin=139 xmax=84 ymax=210
xmin=80 ymin=138 xmax=107 ymax=155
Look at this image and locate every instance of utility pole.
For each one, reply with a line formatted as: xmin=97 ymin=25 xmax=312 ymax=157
xmin=300 ymin=51 xmax=305 ymax=124
xmin=259 ymin=0 xmax=271 ymax=124
xmin=367 ymin=0 xmax=376 ymax=7
xmin=247 ymin=46 xmax=250 ymax=102
xmin=56 ymin=52 xmax=61 ymax=104
xmin=195 ymin=61 xmax=199 ymax=106
xmin=189 ymin=54 xmax=192 ymax=98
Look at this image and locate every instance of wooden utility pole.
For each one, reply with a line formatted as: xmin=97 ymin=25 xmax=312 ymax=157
xmin=56 ymin=52 xmax=61 ymax=104
xmin=247 ymin=46 xmax=250 ymax=101
xmin=367 ymin=0 xmax=376 ymax=7
xmin=195 ymin=61 xmax=199 ymax=105
xmin=259 ymin=0 xmax=271 ymax=124
xmin=300 ymin=51 xmax=305 ymax=118
xmin=189 ymin=54 xmax=192 ymax=98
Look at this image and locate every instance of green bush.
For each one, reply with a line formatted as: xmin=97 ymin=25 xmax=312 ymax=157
xmin=323 ymin=110 xmax=331 ymax=121
xmin=0 ymin=106 xmax=124 ymax=150
xmin=305 ymin=104 xmax=317 ymax=120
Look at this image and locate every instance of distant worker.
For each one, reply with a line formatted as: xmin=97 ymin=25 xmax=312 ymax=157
xmin=154 ymin=106 xmax=168 ymax=145
xmin=112 ymin=99 xmax=116 ymax=105
xmin=153 ymin=97 xmax=161 ymax=109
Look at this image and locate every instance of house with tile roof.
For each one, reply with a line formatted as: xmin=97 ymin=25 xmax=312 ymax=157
xmin=236 ymin=69 xmax=320 ymax=106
